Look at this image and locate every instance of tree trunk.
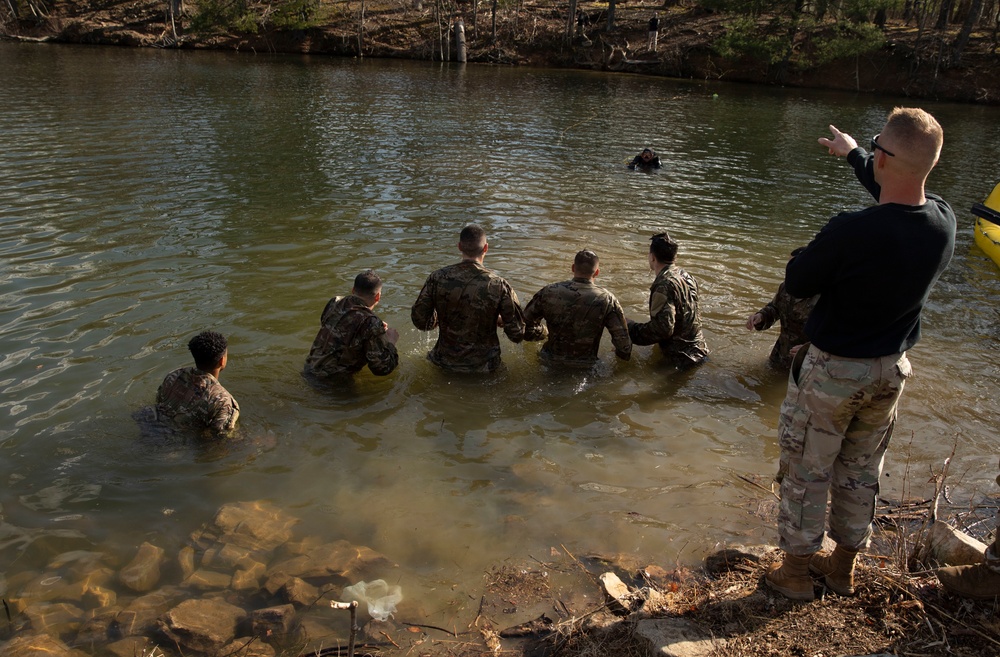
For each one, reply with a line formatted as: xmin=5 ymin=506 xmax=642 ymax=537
xmin=357 ymin=0 xmax=366 ymax=57
xmin=951 ymin=0 xmax=983 ymax=64
xmin=936 ymin=0 xmax=955 ymax=28
xmin=491 ymin=0 xmax=497 ymax=43
xmin=606 ymin=0 xmax=616 ymax=31
xmin=566 ymin=0 xmax=577 ymax=41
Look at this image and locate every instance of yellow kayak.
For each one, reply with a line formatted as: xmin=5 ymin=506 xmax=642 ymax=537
xmin=972 ymin=182 xmax=1000 ymax=270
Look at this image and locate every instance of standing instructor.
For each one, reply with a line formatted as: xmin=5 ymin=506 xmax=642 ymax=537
xmin=766 ymin=108 xmax=956 ymax=601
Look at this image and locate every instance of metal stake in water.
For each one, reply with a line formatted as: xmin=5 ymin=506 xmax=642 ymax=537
xmin=330 ymin=600 xmax=359 ymax=657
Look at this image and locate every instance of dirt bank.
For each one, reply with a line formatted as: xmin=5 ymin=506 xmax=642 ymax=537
xmin=3 ymin=0 xmax=1000 ymax=104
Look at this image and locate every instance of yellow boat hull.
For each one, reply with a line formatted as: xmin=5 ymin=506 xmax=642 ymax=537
xmin=974 ymin=216 xmax=1000 ymax=269
xmin=972 ymin=182 xmax=1000 ymax=269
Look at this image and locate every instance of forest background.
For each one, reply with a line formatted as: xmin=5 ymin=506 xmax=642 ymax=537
xmin=2 ymin=0 xmax=999 ymax=104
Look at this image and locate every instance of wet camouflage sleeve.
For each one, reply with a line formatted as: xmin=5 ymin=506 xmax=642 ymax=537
xmin=523 ymin=290 xmax=550 ymax=343
xmin=362 ymin=318 xmax=399 ymax=376
xmin=756 ymin=287 xmax=782 ymax=331
xmin=604 ymin=294 xmax=632 ymax=360
xmin=767 ymin=288 xmax=818 ymax=368
xmin=156 ymin=367 xmax=240 ymax=436
xmin=410 ymin=279 xmax=439 ymax=331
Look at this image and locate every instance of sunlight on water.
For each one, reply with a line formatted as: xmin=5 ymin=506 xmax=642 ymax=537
xmin=1 ymin=43 xmax=1000 ymax=638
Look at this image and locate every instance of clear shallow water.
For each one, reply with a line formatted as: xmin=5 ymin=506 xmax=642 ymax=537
xmin=2 ymin=42 xmax=1000 ymax=629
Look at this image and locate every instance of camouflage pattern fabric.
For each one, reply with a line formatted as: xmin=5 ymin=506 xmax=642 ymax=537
xmin=411 ymin=261 xmax=525 ymax=373
xmin=304 ymin=295 xmax=398 ymax=377
xmin=989 ymin=458 xmax=1000 ymax=573
xmin=754 ymin=283 xmax=819 ymax=368
xmin=776 ymin=344 xmax=910 ymax=555
xmin=155 ymin=367 xmax=240 ymax=436
xmin=628 ymin=264 xmax=709 ymax=366
xmin=987 ymin=539 xmax=1000 ymax=573
xmin=523 ymin=277 xmax=631 ymax=367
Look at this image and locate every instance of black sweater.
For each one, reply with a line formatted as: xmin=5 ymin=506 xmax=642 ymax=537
xmin=785 ymin=148 xmax=956 ymax=358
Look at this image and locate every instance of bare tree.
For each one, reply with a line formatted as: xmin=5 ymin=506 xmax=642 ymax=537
xmin=951 ymin=0 xmax=983 ymax=63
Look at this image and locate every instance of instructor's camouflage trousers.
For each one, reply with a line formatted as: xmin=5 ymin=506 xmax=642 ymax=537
xmin=988 ymin=458 xmax=1000 ymax=573
xmin=776 ymin=344 xmax=910 ymax=555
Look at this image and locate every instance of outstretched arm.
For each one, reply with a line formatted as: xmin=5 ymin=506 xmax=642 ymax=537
xmin=817 ymin=124 xmax=857 ymax=157
xmin=819 ymin=124 xmax=879 ymax=200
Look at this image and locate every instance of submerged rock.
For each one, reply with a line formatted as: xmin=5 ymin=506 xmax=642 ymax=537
xmin=190 ymin=501 xmax=298 ymax=555
xmin=119 ymin=542 xmax=165 ymax=593
xmin=157 ymin=598 xmax=247 ymax=654
xmin=249 ymin=604 xmax=298 ymax=644
xmin=1 ymin=633 xmax=89 ymax=657
xmin=102 ymin=636 xmax=157 ymax=657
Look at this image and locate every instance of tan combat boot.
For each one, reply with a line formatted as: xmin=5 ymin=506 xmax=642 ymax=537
xmin=765 ymin=553 xmax=814 ymax=601
xmin=936 ymin=563 xmax=1000 ymax=599
xmin=809 ymin=544 xmax=859 ymax=596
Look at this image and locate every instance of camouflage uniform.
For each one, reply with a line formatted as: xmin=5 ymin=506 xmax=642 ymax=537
xmin=155 ymin=367 xmax=240 ymax=436
xmin=523 ymin=277 xmax=632 ymax=367
xmin=304 ymin=295 xmax=398 ymax=377
xmin=628 ymin=264 xmax=708 ymax=366
xmin=411 ymin=261 xmax=525 ymax=373
xmin=988 ymin=459 xmax=1000 ymax=573
xmin=753 ymin=283 xmax=819 ymax=369
xmin=776 ymin=344 xmax=910 ymax=554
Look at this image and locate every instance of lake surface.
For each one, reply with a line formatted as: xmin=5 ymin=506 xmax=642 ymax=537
xmin=2 ymin=42 xmax=999 ymax=637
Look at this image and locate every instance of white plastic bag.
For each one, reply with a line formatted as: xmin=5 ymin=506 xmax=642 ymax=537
xmin=341 ymin=579 xmax=403 ymax=621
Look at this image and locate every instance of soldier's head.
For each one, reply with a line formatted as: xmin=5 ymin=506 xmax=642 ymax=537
xmin=573 ymin=249 xmax=600 ymax=279
xmin=352 ymin=269 xmax=384 ymax=307
xmin=188 ymin=330 xmax=228 ymax=373
xmin=649 ymin=232 xmax=678 ymax=267
xmin=877 ymin=107 xmax=943 ymax=181
xmin=459 ymin=224 xmax=488 ymax=259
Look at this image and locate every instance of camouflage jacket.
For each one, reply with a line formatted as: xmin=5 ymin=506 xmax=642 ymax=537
xmin=155 ymin=367 xmax=240 ymax=436
xmin=523 ymin=277 xmax=631 ymax=366
xmin=629 ymin=264 xmax=709 ymax=365
xmin=755 ymin=282 xmax=818 ymax=369
xmin=410 ymin=260 xmax=525 ymax=373
xmin=304 ymin=295 xmax=399 ymax=377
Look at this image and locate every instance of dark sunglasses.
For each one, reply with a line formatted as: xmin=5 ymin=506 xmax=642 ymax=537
xmin=870 ymin=134 xmax=895 ymax=157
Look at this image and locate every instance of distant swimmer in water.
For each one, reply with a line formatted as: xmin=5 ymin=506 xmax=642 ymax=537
xmin=627 ymin=148 xmax=661 ymax=170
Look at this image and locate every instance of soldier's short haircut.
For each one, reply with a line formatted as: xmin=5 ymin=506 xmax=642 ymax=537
xmin=574 ymin=250 xmax=599 ymax=277
xmin=884 ymin=107 xmax=943 ymax=172
xmin=459 ymin=224 xmax=487 ymax=257
xmin=354 ymin=269 xmax=383 ymax=297
xmin=188 ymin=331 xmax=228 ymax=370
xmin=649 ymin=232 xmax=678 ymax=264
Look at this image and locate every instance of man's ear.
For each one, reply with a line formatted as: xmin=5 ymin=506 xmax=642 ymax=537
xmin=593 ymin=266 xmax=600 ymax=278
xmin=374 ymin=290 xmax=382 ymax=304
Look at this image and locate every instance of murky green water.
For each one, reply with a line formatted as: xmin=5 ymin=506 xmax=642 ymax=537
xmin=2 ymin=42 xmax=1000 ymax=644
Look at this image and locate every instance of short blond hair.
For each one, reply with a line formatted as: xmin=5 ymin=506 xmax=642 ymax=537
xmin=883 ymin=107 xmax=943 ymax=174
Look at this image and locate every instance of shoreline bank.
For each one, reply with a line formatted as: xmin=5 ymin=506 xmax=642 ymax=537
xmin=3 ymin=1 xmax=999 ymax=105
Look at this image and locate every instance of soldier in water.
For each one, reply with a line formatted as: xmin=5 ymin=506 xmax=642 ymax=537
xmin=411 ymin=224 xmax=525 ymax=373
xmin=523 ymin=249 xmax=631 ymax=368
xmin=304 ymin=269 xmax=399 ymax=379
xmin=154 ymin=330 xmax=240 ymax=438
